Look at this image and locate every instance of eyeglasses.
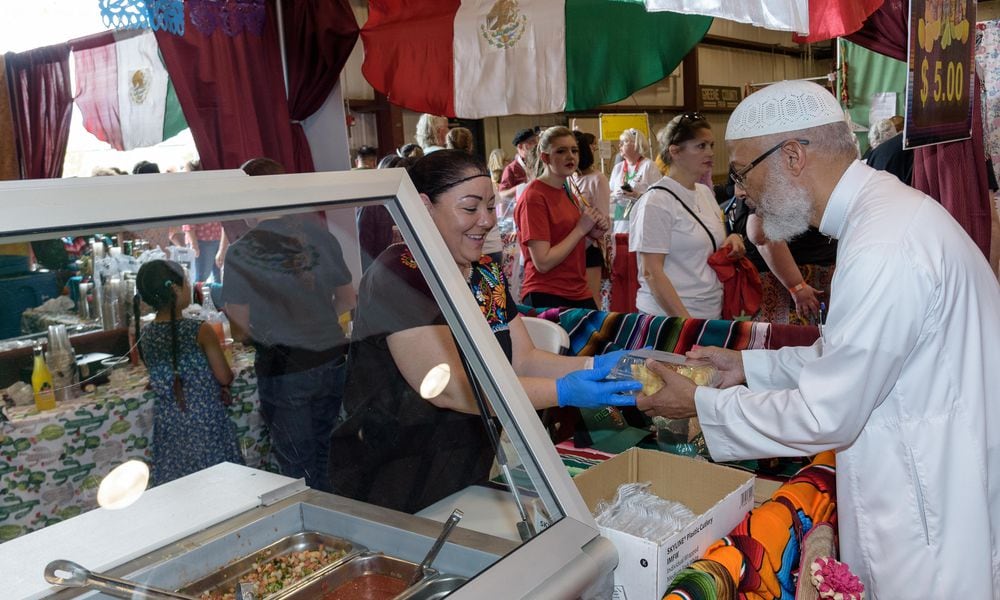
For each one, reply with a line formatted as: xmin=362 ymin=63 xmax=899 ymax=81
xmin=679 ymin=112 xmax=705 ymax=124
xmin=729 ymin=139 xmax=809 ymax=187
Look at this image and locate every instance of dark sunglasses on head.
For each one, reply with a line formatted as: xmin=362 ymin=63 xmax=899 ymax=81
xmin=670 ymin=112 xmax=708 ymax=145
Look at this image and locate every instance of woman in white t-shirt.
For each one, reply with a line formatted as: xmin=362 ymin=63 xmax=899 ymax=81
xmin=609 ymin=128 xmax=660 ymax=231
xmin=628 ymin=113 xmax=744 ymax=318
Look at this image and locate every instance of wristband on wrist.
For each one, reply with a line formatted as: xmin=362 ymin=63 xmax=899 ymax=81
xmin=788 ymin=281 xmax=808 ymax=295
xmin=584 ymin=357 xmax=595 ymax=370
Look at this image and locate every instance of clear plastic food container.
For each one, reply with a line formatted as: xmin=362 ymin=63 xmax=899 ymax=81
xmin=608 ymin=348 xmax=721 ymax=392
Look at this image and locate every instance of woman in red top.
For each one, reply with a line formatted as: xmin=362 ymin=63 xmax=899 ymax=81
xmin=514 ymin=126 xmax=609 ymax=309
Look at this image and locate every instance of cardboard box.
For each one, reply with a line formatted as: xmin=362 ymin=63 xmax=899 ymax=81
xmin=574 ymin=449 xmax=755 ymax=600
xmin=754 ymin=477 xmax=783 ymax=507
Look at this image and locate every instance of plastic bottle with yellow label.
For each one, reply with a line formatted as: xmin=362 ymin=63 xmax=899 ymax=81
xmin=32 ymin=344 xmax=57 ymax=411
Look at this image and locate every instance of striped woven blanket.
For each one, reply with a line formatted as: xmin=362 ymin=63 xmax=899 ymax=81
xmin=662 ymin=452 xmax=838 ymax=600
xmin=517 ymin=307 xmax=817 ymax=355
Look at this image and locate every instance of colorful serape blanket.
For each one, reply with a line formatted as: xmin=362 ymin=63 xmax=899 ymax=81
xmin=496 ymin=442 xmax=615 ymax=489
xmin=555 ymin=440 xmax=616 ymax=477
xmin=663 ymin=451 xmax=838 ymax=600
xmin=516 ymin=307 xmax=819 ymax=355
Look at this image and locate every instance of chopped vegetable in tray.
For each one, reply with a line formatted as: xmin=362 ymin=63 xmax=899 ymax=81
xmin=200 ymin=546 xmax=348 ymax=600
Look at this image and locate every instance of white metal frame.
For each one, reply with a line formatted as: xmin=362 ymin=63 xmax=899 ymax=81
xmin=0 ymin=169 xmax=614 ymax=598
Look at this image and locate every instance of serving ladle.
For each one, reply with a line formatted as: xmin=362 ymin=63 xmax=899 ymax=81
xmin=44 ymin=559 xmax=196 ymax=600
xmin=408 ymin=509 xmax=464 ymax=587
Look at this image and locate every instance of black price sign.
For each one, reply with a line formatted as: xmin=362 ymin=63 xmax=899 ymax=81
xmin=905 ymin=0 xmax=974 ymax=148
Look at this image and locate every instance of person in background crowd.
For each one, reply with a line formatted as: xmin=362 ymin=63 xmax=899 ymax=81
xmin=398 ymin=143 xmax=424 ymax=159
xmin=497 ymin=128 xmax=538 ymax=205
xmin=354 ymin=145 xmax=378 ymax=170
xmin=328 ymin=150 xmax=639 ymax=513
xmin=515 ymin=126 xmax=608 ymax=309
xmin=989 ymin=157 xmax=1000 ymax=278
xmin=133 ymin=160 xmax=160 ymax=175
xmin=178 ymin=159 xmax=223 ymax=283
xmin=867 ymin=117 xmax=913 ymax=185
xmin=129 ymin=160 xmax=181 ymax=249
xmin=608 ymin=128 xmax=660 ymax=223
xmin=183 ymin=221 xmax=223 ymax=283
xmin=445 ymin=127 xmax=475 ymax=154
xmin=638 ymin=80 xmax=1000 ymax=598
xmin=487 ymin=148 xmax=508 ymax=186
xmin=222 ymin=157 xmax=356 ymax=492
xmin=866 ymin=117 xmax=900 ymax=155
xmin=92 ymin=166 xmax=126 ymax=176
xmin=135 ymin=259 xmax=241 ymax=486
xmin=570 ymin=131 xmax=611 ymax=304
xmin=725 ymin=183 xmax=829 ymax=323
xmin=358 ymin=155 xmax=418 ymax=272
xmin=216 ymin=157 xmax=287 ymax=268
xmin=629 ymin=113 xmax=743 ymax=318
xmin=415 ymin=114 xmax=449 ymax=154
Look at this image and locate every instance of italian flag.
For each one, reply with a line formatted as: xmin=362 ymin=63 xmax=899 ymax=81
xmin=73 ymin=31 xmax=187 ymax=151
xmin=362 ymin=0 xmax=712 ymax=118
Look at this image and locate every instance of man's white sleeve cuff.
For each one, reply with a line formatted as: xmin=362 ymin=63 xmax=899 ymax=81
xmin=694 ymin=385 xmax=736 ymax=461
xmin=743 ymin=349 xmax=774 ymax=388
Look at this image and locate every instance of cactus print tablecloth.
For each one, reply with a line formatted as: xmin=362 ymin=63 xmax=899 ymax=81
xmin=0 ymin=346 xmax=273 ymax=541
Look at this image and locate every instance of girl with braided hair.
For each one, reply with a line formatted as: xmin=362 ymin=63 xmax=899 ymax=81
xmin=134 ymin=259 xmax=242 ymax=485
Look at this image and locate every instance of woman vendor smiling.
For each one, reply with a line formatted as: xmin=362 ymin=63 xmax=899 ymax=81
xmin=328 ymin=150 xmax=639 ymax=513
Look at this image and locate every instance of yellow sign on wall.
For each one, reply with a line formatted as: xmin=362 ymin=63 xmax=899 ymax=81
xmin=599 ymin=113 xmax=651 ymax=142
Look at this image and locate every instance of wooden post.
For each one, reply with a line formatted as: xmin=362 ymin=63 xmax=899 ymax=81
xmin=374 ymin=93 xmax=405 ymax=158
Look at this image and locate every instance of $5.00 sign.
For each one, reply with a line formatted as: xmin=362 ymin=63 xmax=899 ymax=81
xmin=904 ymin=0 xmax=975 ymax=148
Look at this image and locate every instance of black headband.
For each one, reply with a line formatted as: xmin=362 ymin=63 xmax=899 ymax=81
xmin=423 ymin=172 xmax=491 ymax=198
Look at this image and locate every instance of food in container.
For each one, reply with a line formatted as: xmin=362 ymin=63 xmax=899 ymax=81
xmin=278 ymin=553 xmax=429 ymax=600
xmin=198 ymin=546 xmax=348 ymax=599
xmin=608 ymin=349 xmax=720 ymax=392
xmin=179 ymin=532 xmax=359 ymax=600
xmin=320 ymin=573 xmax=408 ymax=600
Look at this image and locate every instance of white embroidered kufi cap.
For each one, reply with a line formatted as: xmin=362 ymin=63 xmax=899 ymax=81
xmin=726 ymin=80 xmax=847 ymax=141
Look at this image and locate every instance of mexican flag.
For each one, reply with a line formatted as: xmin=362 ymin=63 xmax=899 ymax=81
xmin=362 ymin=0 xmax=712 ymax=118
xmin=73 ymin=31 xmax=187 ymax=151
xmin=644 ymin=0 xmax=808 ymax=34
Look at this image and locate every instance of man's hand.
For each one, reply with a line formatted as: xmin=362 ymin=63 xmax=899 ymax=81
xmin=686 ymin=346 xmax=745 ymax=388
xmin=635 ymin=360 xmax=698 ymax=419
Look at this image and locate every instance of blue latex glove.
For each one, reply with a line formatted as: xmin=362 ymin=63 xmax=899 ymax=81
xmin=556 ymin=366 xmax=642 ymax=408
xmin=592 ymin=349 xmax=631 ymax=374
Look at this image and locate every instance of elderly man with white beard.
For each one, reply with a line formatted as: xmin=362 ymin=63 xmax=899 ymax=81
xmin=636 ymin=80 xmax=1000 ymax=598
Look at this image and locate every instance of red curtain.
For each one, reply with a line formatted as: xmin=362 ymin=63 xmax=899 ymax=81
xmin=70 ymin=31 xmax=123 ymax=151
xmin=792 ymin=0 xmax=884 ymax=44
xmin=846 ymin=0 xmax=992 ymax=256
xmin=5 ymin=43 xmax=73 ymax=179
xmin=282 ymin=0 xmax=360 ymax=172
xmin=155 ymin=1 xmax=299 ymax=171
xmin=844 ymin=0 xmax=907 ymax=61
xmin=155 ymin=0 xmax=359 ymax=174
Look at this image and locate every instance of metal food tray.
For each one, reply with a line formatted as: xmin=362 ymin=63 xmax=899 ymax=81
xmin=395 ymin=575 xmax=469 ymax=600
xmin=177 ymin=531 xmax=363 ymax=599
xmin=278 ymin=552 xmax=434 ymax=599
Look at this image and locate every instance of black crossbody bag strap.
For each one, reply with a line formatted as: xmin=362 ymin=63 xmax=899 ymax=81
xmin=648 ymin=185 xmax=717 ymax=252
